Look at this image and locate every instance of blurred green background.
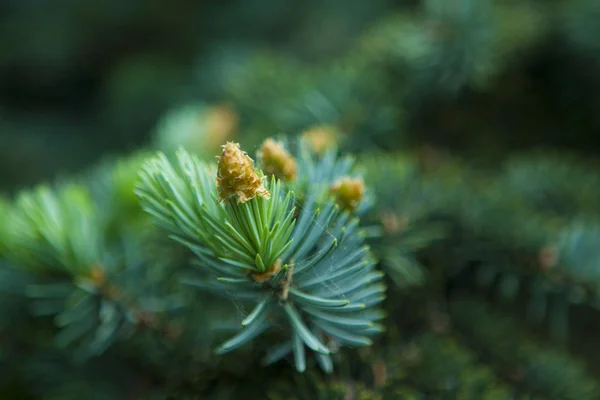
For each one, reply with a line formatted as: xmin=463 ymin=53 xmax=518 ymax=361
xmin=0 ymin=0 xmax=391 ymax=188
xmin=3 ymin=0 xmax=600 ymax=191
xmin=3 ymin=1 xmax=600 ymax=398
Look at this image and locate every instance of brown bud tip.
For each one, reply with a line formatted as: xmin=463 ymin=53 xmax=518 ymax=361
xmin=217 ymin=142 xmax=270 ymax=203
xmin=257 ymin=138 xmax=297 ymax=181
xmin=301 ymin=125 xmax=338 ymax=154
xmin=330 ymin=176 xmax=365 ymax=211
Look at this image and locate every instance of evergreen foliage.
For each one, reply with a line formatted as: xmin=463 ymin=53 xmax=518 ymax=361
xmin=2 ymin=0 xmax=600 ymax=398
xmin=136 ymin=143 xmax=385 ymax=373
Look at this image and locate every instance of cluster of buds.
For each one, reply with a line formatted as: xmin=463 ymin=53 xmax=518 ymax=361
xmin=257 ymin=138 xmax=297 ymax=182
xmin=330 ymin=176 xmax=365 ymax=211
xmin=217 ymin=142 xmax=270 ymax=203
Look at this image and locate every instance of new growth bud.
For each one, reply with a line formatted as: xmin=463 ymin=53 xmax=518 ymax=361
xmin=302 ymin=125 xmax=339 ymax=154
xmin=258 ymin=138 xmax=297 ymax=182
xmin=217 ymin=142 xmax=270 ymax=203
xmin=330 ymin=176 xmax=365 ymax=211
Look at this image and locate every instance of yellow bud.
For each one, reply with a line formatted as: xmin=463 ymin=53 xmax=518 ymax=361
xmin=330 ymin=176 xmax=365 ymax=211
xmin=301 ymin=125 xmax=339 ymax=154
xmin=258 ymin=138 xmax=297 ymax=182
xmin=217 ymin=142 xmax=270 ymax=204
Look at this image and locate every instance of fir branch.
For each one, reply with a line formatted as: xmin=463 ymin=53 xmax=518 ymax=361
xmin=137 ymin=144 xmax=385 ymax=372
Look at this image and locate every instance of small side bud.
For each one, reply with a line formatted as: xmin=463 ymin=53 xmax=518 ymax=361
xmin=217 ymin=142 xmax=270 ymax=203
xmin=257 ymin=138 xmax=297 ymax=181
xmin=301 ymin=125 xmax=339 ymax=154
xmin=250 ymin=258 xmax=282 ymax=283
xmin=330 ymin=176 xmax=365 ymax=211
